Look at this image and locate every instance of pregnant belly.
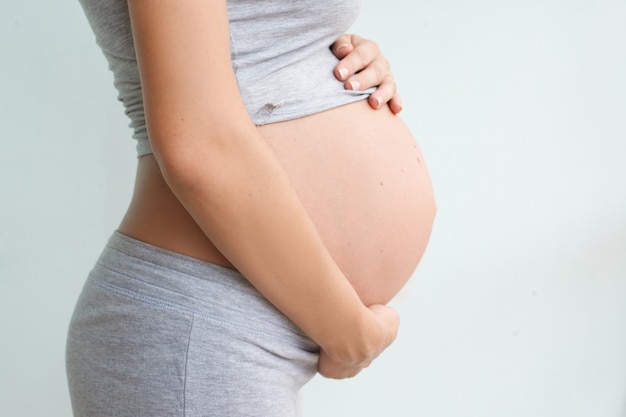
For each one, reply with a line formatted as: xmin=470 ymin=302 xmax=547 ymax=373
xmin=258 ymin=100 xmax=436 ymax=305
xmin=120 ymin=100 xmax=436 ymax=307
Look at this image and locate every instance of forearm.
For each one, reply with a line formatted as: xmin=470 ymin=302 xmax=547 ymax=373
xmin=155 ymin=122 xmax=371 ymax=359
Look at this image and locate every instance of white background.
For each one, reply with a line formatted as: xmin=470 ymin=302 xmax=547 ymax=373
xmin=1 ymin=1 xmax=625 ymax=416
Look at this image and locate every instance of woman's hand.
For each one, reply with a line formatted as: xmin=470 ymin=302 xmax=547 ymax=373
xmin=317 ymin=304 xmax=400 ymax=379
xmin=331 ymin=34 xmax=403 ymax=114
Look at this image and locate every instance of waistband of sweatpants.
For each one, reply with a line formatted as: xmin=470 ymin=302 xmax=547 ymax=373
xmin=89 ymin=230 xmax=316 ymax=348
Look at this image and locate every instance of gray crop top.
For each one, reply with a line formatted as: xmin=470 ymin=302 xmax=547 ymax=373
xmin=78 ymin=0 xmax=373 ymax=157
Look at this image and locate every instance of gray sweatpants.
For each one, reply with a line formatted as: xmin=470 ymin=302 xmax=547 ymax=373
xmin=66 ymin=231 xmax=319 ymax=417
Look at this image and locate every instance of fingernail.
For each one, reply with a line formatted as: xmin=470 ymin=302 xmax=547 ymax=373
xmin=338 ymin=67 xmax=348 ymax=80
xmin=349 ymin=79 xmax=361 ymax=91
xmin=374 ymin=95 xmax=382 ymax=108
xmin=395 ymin=96 xmax=404 ymax=113
xmin=336 ymin=42 xmax=350 ymax=53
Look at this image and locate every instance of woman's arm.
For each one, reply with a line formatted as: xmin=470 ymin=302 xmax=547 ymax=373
xmin=127 ymin=0 xmax=398 ymax=378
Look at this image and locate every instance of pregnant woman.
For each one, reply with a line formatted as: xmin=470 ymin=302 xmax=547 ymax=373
xmin=66 ymin=0 xmax=436 ymax=416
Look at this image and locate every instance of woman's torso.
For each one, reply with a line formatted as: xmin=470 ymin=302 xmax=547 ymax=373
xmin=79 ymin=0 xmax=436 ymax=305
xmin=119 ymin=100 xmax=436 ymax=306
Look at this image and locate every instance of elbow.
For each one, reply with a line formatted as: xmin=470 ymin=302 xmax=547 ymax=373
xmin=146 ymin=120 xmax=257 ymax=195
xmin=149 ymin=139 xmax=200 ymax=191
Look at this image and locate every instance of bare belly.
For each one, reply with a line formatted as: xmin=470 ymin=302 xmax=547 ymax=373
xmin=119 ymin=100 xmax=436 ymax=305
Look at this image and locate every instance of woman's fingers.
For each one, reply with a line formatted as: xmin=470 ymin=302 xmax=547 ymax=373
xmin=368 ymin=304 xmax=400 ymax=345
xmin=332 ymin=34 xmax=379 ymax=80
xmin=330 ymin=34 xmax=355 ymax=61
xmin=331 ymin=34 xmax=403 ymax=113
xmin=387 ymin=94 xmax=404 ymax=114
xmin=333 ymin=34 xmax=383 ymax=84
xmin=368 ymin=76 xmax=402 ymax=113
xmin=317 ymin=304 xmax=400 ymax=380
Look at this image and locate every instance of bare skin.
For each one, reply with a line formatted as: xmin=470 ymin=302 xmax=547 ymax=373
xmin=332 ymin=34 xmax=404 ymax=115
xmin=123 ymin=0 xmax=434 ymax=379
xmin=120 ymin=101 xmax=435 ymax=306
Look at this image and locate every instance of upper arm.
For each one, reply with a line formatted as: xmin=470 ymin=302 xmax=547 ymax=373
xmin=128 ymin=0 xmax=250 ymax=160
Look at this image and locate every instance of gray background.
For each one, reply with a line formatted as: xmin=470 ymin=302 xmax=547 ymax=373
xmin=1 ymin=0 xmax=625 ymax=416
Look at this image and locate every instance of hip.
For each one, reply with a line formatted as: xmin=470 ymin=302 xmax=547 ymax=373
xmin=66 ymin=231 xmax=318 ymax=416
